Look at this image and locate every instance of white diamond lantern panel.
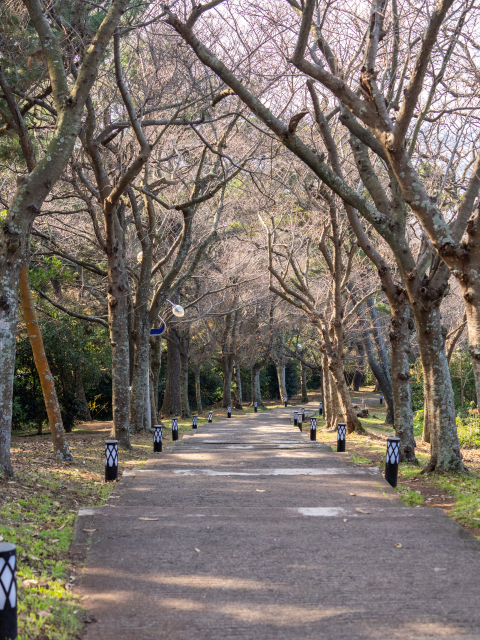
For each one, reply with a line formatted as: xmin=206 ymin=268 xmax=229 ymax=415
xmin=0 ymin=554 xmax=16 ymax=610
xmin=105 ymin=444 xmax=117 ymax=467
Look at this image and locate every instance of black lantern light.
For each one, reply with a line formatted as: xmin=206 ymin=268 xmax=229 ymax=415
xmin=254 ymin=402 xmax=257 ymax=413
xmin=172 ymin=418 xmax=179 ymax=441
xmin=105 ymin=440 xmax=118 ymax=482
xmin=319 ymin=402 xmax=323 ymax=416
xmin=385 ymin=437 xmax=401 ymax=488
xmin=192 ymin=415 xmax=198 ymax=429
xmin=310 ymin=417 xmax=317 ymax=441
xmin=294 ymin=411 xmax=298 ymax=427
xmin=298 ymin=413 xmax=303 ymax=432
xmin=0 ymin=543 xmax=17 ymax=640
xmin=227 ymin=406 xmax=231 ymax=418
xmin=284 ymin=397 xmax=288 ymax=407
xmin=208 ymin=411 xmax=213 ymax=423
xmin=153 ymin=425 xmax=163 ymax=452
xmin=337 ymin=423 xmax=346 ymax=452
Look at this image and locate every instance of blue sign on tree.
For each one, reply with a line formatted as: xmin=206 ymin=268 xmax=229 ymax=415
xmin=150 ymin=322 xmax=165 ymax=336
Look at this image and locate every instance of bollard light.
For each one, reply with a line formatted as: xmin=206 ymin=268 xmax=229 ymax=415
xmin=192 ymin=415 xmax=198 ymax=429
xmin=385 ymin=436 xmax=401 ymax=488
xmin=310 ymin=417 xmax=317 ymax=441
xmin=380 ymin=394 xmax=384 ymax=405
xmin=254 ymin=402 xmax=257 ymax=413
xmin=227 ymin=406 xmax=232 ymax=418
xmin=172 ymin=418 xmax=178 ymax=441
xmin=337 ymin=423 xmax=346 ymax=452
xmin=208 ymin=411 xmax=213 ymax=423
xmin=298 ymin=413 xmax=303 ymax=432
xmin=319 ymin=402 xmax=323 ymax=416
xmin=153 ymin=425 xmax=163 ymax=453
xmin=105 ymin=440 xmax=118 ymax=482
xmin=301 ymin=407 xmax=306 ymax=423
xmin=0 ymin=543 xmax=17 ymax=640
xmin=294 ymin=411 xmax=298 ymax=427
xmin=284 ymin=397 xmax=288 ymax=407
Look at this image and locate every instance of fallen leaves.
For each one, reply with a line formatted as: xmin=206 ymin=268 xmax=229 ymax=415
xmin=256 ymin=489 xmax=266 ymax=492
xmin=395 ymin=543 xmax=402 ymax=548
xmin=83 ymin=528 xmax=99 ymax=533
xmin=194 ymin=548 xmax=200 ymax=553
xmin=356 ymin=509 xmax=370 ymax=514
xmin=138 ymin=517 xmax=159 ymax=521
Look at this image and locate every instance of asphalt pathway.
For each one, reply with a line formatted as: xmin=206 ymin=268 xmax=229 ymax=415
xmin=76 ymin=404 xmax=480 ymax=639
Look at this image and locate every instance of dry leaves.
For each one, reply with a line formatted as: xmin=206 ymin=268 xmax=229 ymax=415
xmin=138 ymin=517 xmax=159 ymax=521
xmin=82 ymin=529 xmax=98 ymax=533
xmin=395 ymin=543 xmax=402 ymax=548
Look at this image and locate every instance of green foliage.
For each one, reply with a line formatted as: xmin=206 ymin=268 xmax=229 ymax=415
xmin=456 ymin=410 xmax=480 ymax=448
xmin=396 ymin=486 xmax=424 ymax=506
xmin=409 ymin=359 xmax=424 ymax=411
xmin=14 ymin=314 xmax=112 ymax=431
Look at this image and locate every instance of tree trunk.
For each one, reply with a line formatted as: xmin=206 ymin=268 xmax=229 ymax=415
xmin=18 ymin=264 xmax=73 ymax=461
xmin=353 ymin=343 xmax=365 ymax=392
xmin=235 ymin=362 xmax=243 ymax=410
xmin=301 ymin=360 xmax=308 ymax=402
xmin=361 ymin=322 xmax=394 ymax=425
xmin=251 ymin=362 xmax=265 ymax=408
xmin=161 ymin=327 xmax=181 ymax=416
xmin=194 ymin=369 xmax=203 ymax=414
xmin=322 ymin=351 xmax=331 ymax=427
xmin=321 ymin=319 xmax=363 ymax=434
xmin=76 ymin=372 xmax=92 ymax=422
xmin=221 ymin=355 xmax=234 ymax=408
xmin=129 ymin=315 xmax=151 ymax=432
xmin=415 ymin=305 xmax=464 ymax=472
xmin=273 ymin=359 xmax=288 ymax=401
xmin=150 ymin=336 xmax=162 ymax=425
xmin=106 ymin=210 xmax=131 ymax=449
xmin=129 ymin=233 xmax=154 ymax=432
xmin=366 ymin=297 xmax=394 ymax=424
xmin=327 ymin=359 xmax=343 ymax=431
xmin=389 ymin=295 xmax=416 ymax=462
xmin=179 ymin=331 xmax=191 ymax=419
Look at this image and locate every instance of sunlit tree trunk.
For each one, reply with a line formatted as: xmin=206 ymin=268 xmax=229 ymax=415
xmin=150 ymin=336 xmax=162 ymax=425
xmin=235 ymin=362 xmax=243 ymax=409
xmin=251 ymin=362 xmax=265 ymax=408
xmin=301 ymin=360 xmax=308 ymax=402
xmin=161 ymin=327 xmax=181 ymax=416
xmin=194 ymin=369 xmax=203 ymax=414
xmin=18 ymin=264 xmax=73 ymax=461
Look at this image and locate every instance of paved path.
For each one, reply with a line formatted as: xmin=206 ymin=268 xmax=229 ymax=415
xmin=76 ymin=405 xmax=480 ymax=639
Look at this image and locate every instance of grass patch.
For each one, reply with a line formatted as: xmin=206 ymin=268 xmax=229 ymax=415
xmin=1 ymin=428 xmax=151 ymax=639
xmin=349 ymin=452 xmax=374 ymax=465
xmin=395 ymin=486 xmax=424 ymax=506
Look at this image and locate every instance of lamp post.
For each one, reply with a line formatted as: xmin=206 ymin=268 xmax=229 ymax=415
xmin=227 ymin=406 xmax=231 ymax=418
xmin=105 ymin=440 xmax=118 ymax=482
xmin=337 ymin=424 xmax=346 ymax=452
xmin=172 ymin=418 xmax=178 ymax=441
xmin=208 ymin=411 xmax=213 ymax=423
xmin=254 ymin=402 xmax=257 ymax=412
xmin=385 ymin=437 xmax=401 ymax=488
xmin=294 ymin=411 xmax=298 ymax=427
xmin=153 ymin=425 xmax=163 ymax=452
xmin=192 ymin=415 xmax=198 ymax=429
xmin=310 ymin=417 xmax=317 ymax=441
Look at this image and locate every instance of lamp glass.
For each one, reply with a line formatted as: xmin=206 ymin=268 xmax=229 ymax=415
xmin=172 ymin=304 xmax=185 ymax=317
